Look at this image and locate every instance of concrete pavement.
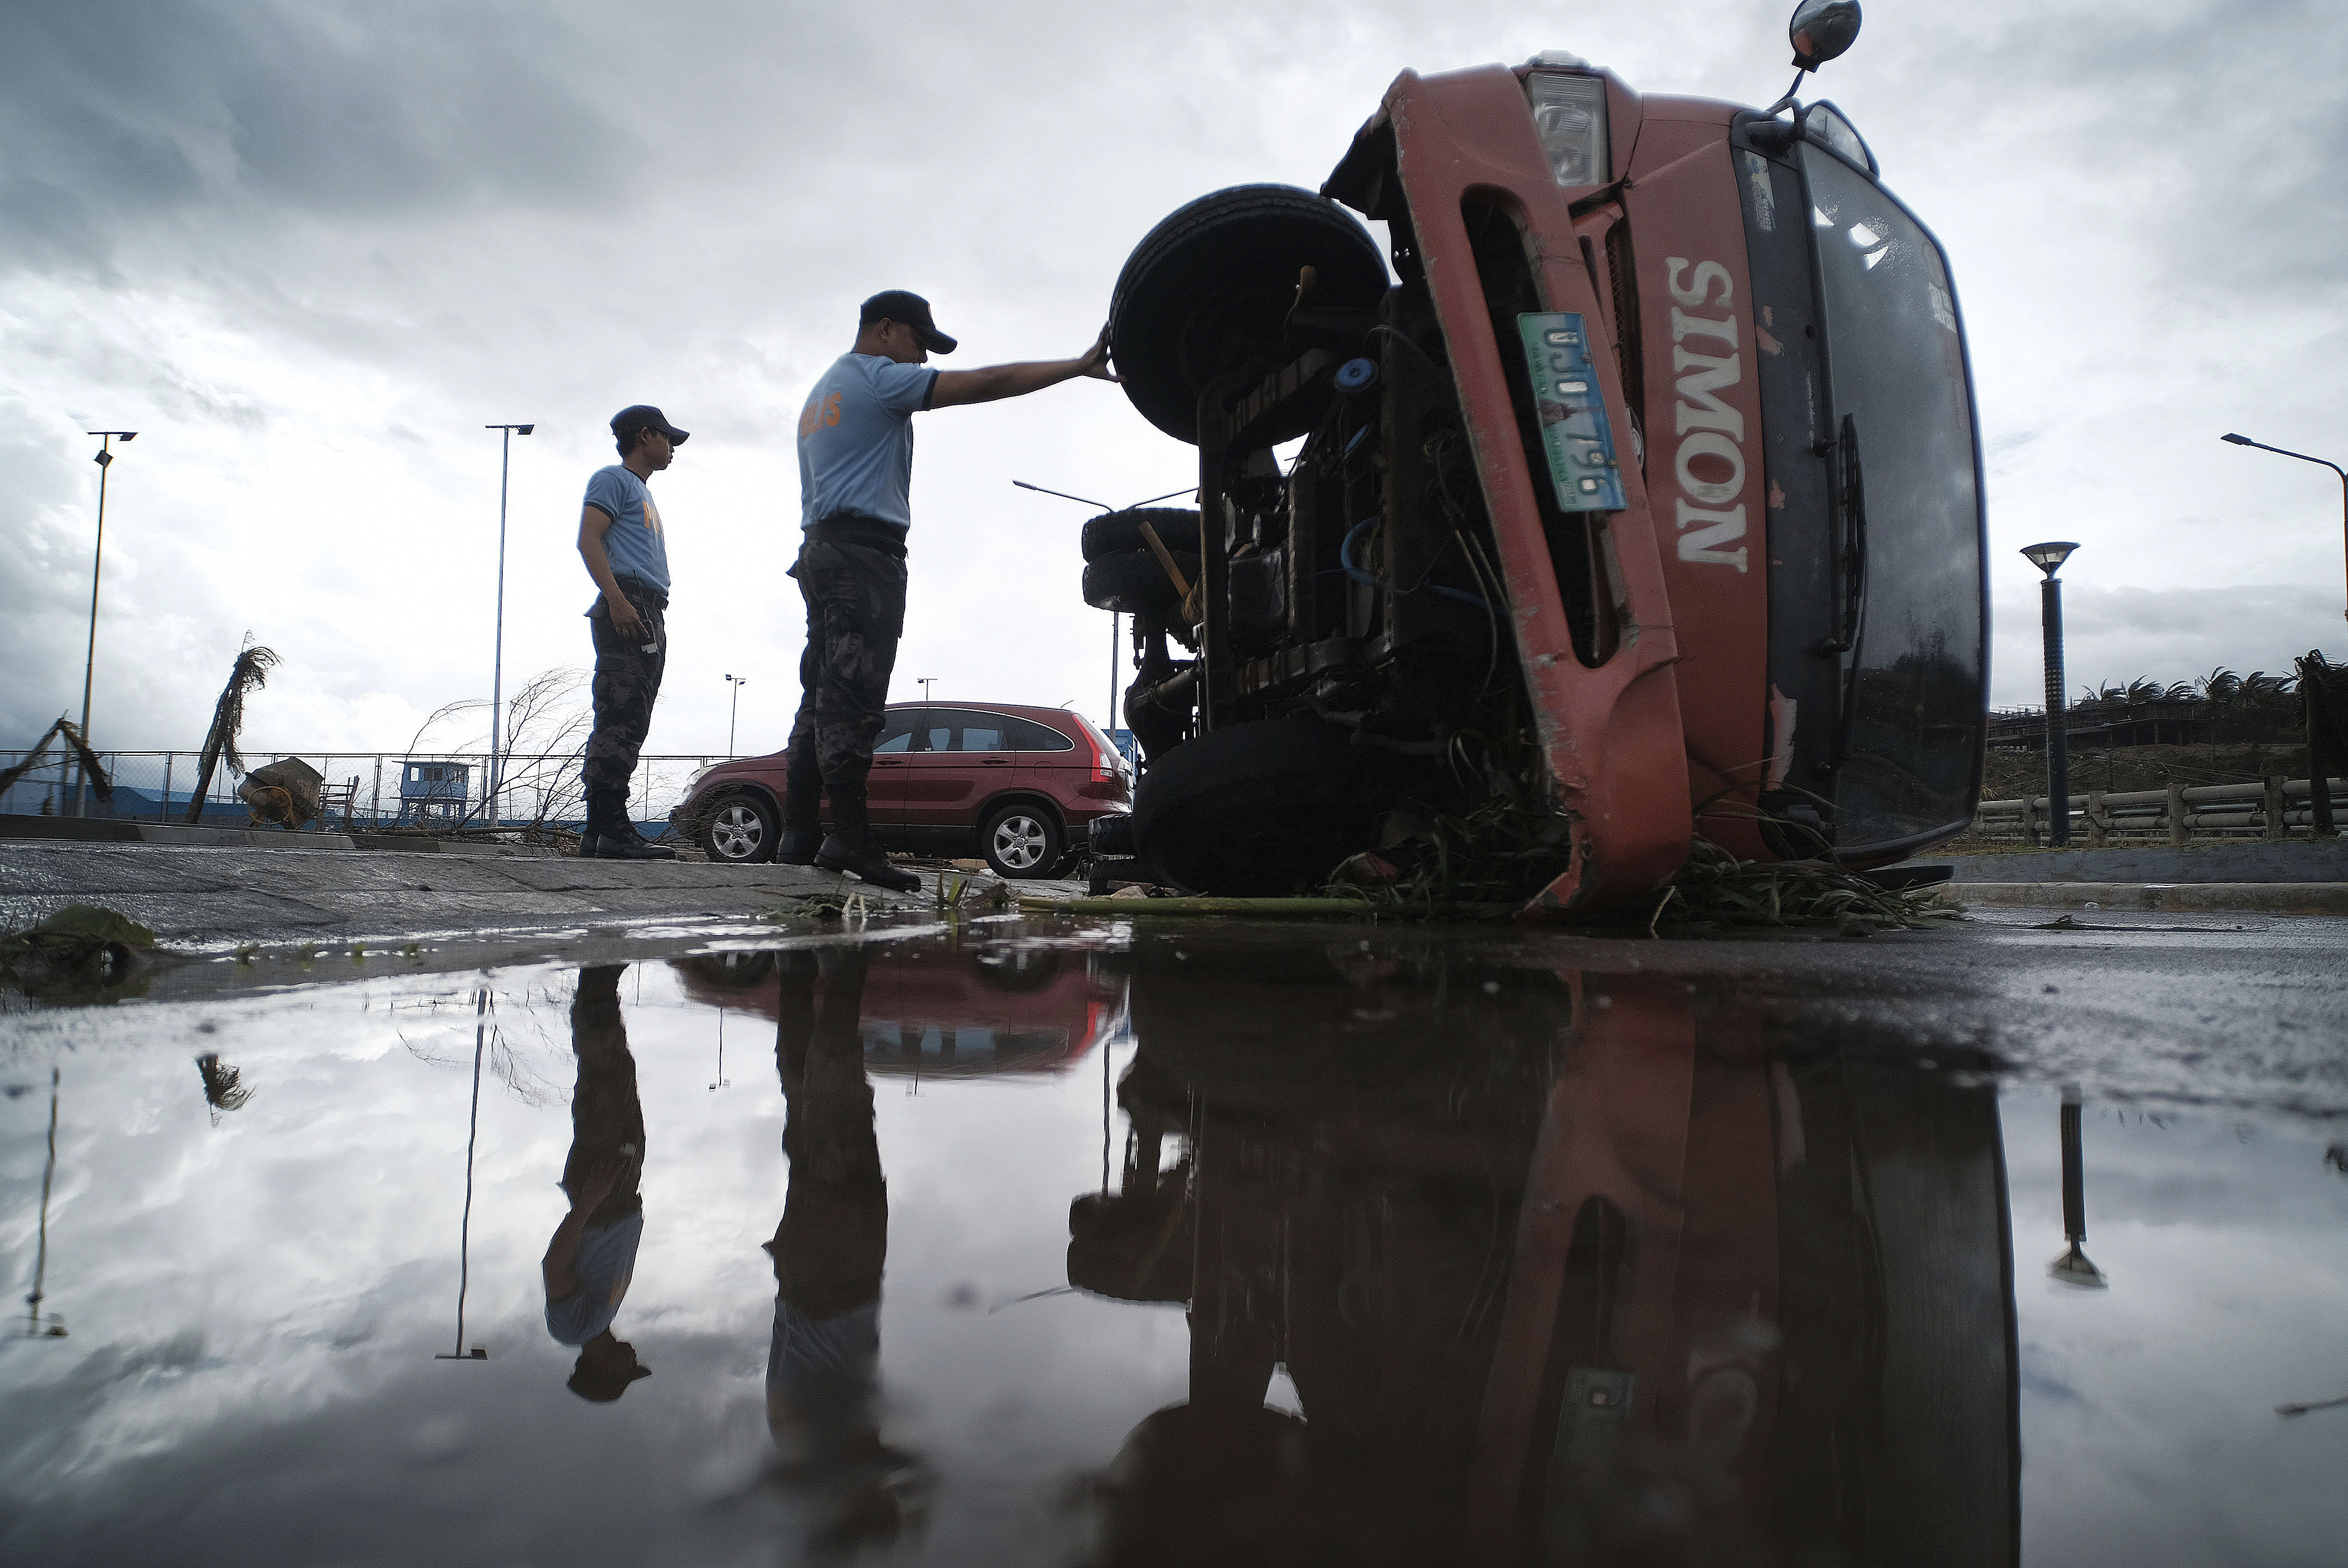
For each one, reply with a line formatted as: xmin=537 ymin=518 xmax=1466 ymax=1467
xmin=0 ymin=841 xmax=1049 ymax=949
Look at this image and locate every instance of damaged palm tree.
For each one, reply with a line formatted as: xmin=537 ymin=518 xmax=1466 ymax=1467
xmin=0 ymin=716 xmax=115 ymax=812
xmin=184 ymin=644 xmax=279 ymax=824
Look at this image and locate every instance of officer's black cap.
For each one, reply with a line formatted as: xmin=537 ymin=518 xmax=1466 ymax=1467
xmin=859 ymin=290 xmax=958 ymax=355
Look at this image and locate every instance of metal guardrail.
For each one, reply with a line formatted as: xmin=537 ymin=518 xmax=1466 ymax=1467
xmin=1973 ymin=777 xmax=2347 ymax=847
xmin=0 ymin=749 xmax=737 ymax=833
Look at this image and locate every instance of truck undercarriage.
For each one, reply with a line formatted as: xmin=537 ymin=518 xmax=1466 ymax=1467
xmin=1089 ymin=47 xmax=1986 ymax=914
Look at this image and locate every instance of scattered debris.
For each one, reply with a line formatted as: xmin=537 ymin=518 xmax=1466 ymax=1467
xmin=0 ymin=905 xmax=158 ymax=992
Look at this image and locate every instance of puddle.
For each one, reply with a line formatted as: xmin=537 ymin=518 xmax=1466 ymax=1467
xmin=3 ymin=924 xmax=2345 ymax=1564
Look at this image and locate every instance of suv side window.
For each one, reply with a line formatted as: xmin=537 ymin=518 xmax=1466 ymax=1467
xmin=873 ymin=710 xmax=919 ymax=754
xmin=1006 ymin=716 xmax=1076 ymax=752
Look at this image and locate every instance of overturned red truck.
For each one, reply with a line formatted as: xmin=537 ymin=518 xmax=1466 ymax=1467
xmin=1085 ymin=3 xmax=1986 ymax=910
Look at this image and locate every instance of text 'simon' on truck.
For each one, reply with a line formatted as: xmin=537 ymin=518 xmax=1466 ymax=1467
xmin=1082 ymin=1 xmax=1987 ymax=912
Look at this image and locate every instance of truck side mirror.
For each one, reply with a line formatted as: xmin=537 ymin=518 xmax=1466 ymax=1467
xmin=1789 ymin=0 xmax=1862 ymax=68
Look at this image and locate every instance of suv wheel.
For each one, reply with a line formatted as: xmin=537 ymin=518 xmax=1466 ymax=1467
xmin=702 ymin=793 xmax=777 ymax=864
xmin=981 ymin=803 xmax=1064 ymax=879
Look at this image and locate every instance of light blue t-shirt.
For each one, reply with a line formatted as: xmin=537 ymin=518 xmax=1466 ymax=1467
xmin=583 ymin=466 xmax=671 ymax=593
xmin=544 ymin=1209 xmax=643 ymax=1346
xmin=796 ymin=353 xmax=939 ymax=532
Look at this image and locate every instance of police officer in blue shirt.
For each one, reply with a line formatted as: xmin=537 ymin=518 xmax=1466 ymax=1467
xmin=784 ymin=292 xmax=1114 ymax=891
xmin=577 ymin=405 xmax=686 ymax=859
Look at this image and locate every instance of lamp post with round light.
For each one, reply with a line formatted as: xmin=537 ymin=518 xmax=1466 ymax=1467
xmin=2221 ymin=433 xmax=2347 ymax=626
xmin=2022 ymin=541 xmax=2080 ymax=846
xmin=724 ymin=673 xmax=747 ymax=757
xmin=73 ymin=431 xmax=137 ymax=817
xmin=485 ymin=423 xmax=534 ymax=829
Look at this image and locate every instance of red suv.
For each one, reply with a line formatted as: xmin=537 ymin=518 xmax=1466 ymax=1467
xmin=676 ymin=702 xmax=1131 ymax=878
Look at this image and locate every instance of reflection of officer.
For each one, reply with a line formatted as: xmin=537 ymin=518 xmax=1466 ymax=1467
xmin=780 ymin=292 xmax=1116 ymax=892
xmin=542 ymin=966 xmax=650 ymax=1401
xmin=766 ymin=947 xmax=925 ymax=1550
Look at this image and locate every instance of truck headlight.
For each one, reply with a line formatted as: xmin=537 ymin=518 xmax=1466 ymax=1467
xmin=1523 ymin=71 xmax=1610 ymax=189
xmin=1803 ymin=101 xmax=1875 ymax=173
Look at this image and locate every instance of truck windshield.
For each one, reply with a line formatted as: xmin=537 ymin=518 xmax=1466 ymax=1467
xmin=1804 ymin=145 xmax=1986 ymax=849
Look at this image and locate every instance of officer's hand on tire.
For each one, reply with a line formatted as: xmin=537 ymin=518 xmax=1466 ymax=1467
xmin=1080 ymin=323 xmax=1119 ymax=383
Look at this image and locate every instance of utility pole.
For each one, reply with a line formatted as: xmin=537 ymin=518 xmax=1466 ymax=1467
xmin=74 ymin=431 xmax=137 ymax=818
xmin=724 ymin=673 xmax=748 ymax=757
xmin=485 ymin=424 xmax=534 ymax=829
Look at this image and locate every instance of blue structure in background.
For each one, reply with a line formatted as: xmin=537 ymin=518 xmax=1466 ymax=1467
xmin=395 ymin=761 xmax=471 ymax=827
xmin=1108 ymin=728 xmax=1139 ymax=767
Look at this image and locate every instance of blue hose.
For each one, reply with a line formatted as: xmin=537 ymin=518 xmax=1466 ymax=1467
xmin=1340 ymin=517 xmax=1491 ymax=613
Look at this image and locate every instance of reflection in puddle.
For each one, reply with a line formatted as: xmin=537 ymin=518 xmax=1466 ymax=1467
xmin=1 ymin=927 xmax=2343 ymax=1564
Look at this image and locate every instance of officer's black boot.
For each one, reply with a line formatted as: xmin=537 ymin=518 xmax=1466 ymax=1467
xmin=588 ymin=790 xmax=676 ymax=861
xmin=814 ymin=791 xmax=920 ymax=893
xmin=776 ymin=755 xmax=822 ymax=866
xmin=576 ymin=796 xmax=606 ymax=860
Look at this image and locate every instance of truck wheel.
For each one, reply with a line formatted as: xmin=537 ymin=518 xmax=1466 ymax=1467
xmin=701 ymin=792 xmax=777 ymax=864
xmin=982 ymin=802 xmax=1065 ymax=879
xmin=1083 ymin=507 xmax=1200 ymax=563
xmin=1084 ymin=549 xmax=1199 ymax=615
xmin=1110 ymin=184 xmax=1388 ymax=445
xmin=1132 ymin=717 xmax=1376 ymax=895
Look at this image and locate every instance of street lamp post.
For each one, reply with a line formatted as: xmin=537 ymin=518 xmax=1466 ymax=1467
xmin=2022 ymin=541 xmax=2080 ymax=847
xmin=485 ymin=424 xmax=534 ymax=830
xmin=2222 ymin=433 xmax=2348 ymax=626
xmin=918 ymin=678 xmax=936 ymax=705
xmin=73 ymin=431 xmax=137 ymax=818
xmin=724 ymin=673 xmax=747 ymax=757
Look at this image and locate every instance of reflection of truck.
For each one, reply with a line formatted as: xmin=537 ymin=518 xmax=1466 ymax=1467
xmin=1071 ymin=931 xmax=2019 ymax=1562
xmin=1092 ymin=4 xmax=1986 ymax=909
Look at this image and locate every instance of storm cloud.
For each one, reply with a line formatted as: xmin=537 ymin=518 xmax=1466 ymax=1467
xmin=3 ymin=0 xmax=2343 ymax=760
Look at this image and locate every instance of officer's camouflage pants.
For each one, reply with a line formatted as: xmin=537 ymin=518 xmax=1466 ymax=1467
xmin=785 ymin=539 xmax=906 ymax=835
xmin=585 ymin=586 xmax=667 ymax=814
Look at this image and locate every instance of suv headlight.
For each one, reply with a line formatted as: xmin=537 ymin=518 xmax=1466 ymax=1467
xmin=1523 ymin=71 xmax=1610 ymax=189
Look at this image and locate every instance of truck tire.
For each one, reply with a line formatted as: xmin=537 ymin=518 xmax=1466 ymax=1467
xmin=1083 ymin=507 xmax=1201 ymax=562
xmin=1084 ymin=549 xmax=1198 ymax=615
xmin=1110 ymin=184 xmax=1388 ymax=445
xmin=1132 ymin=716 xmax=1377 ymax=895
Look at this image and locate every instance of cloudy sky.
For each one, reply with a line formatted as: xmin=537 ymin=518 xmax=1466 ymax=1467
xmin=5 ymin=0 xmax=2344 ymax=764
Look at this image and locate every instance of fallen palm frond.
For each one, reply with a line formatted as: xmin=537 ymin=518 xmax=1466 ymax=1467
xmin=1642 ymin=838 xmax=1963 ymax=934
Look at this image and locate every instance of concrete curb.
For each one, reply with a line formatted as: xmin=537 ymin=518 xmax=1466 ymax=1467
xmin=1957 ymin=881 xmax=2348 ymax=915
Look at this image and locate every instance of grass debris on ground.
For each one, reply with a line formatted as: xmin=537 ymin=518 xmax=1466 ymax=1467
xmin=1 ymin=904 xmax=161 ymax=993
xmin=1332 ymin=733 xmax=1963 ymax=933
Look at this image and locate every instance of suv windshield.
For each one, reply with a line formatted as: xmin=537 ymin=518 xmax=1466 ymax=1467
xmin=1804 ymin=144 xmax=1986 ymax=849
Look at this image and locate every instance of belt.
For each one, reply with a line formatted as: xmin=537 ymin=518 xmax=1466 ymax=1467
xmin=806 ymin=514 xmax=908 ymax=558
xmin=612 ymin=576 xmax=668 ymax=608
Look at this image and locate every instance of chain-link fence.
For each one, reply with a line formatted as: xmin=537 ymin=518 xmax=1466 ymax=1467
xmin=0 ymin=748 xmax=737 ymax=835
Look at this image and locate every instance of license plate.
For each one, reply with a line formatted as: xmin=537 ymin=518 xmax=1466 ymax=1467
xmin=1517 ymin=312 xmax=1626 ymax=513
